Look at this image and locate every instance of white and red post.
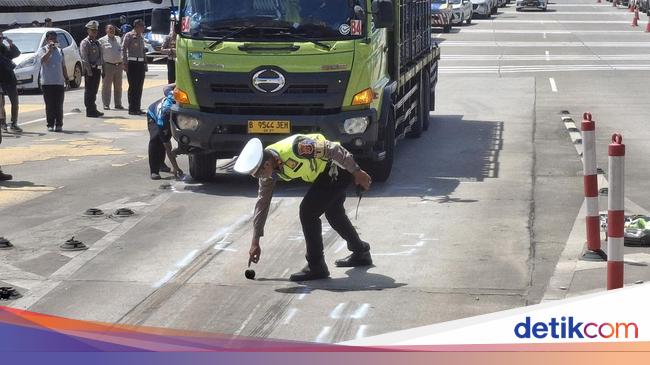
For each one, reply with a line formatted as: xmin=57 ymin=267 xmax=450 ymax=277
xmin=607 ymin=134 xmax=625 ymax=290
xmin=582 ymin=113 xmax=606 ymax=261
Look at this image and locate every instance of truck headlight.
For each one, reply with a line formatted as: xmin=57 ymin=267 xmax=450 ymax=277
xmin=343 ymin=117 xmax=369 ymax=134
xmin=177 ymin=115 xmax=200 ymax=131
xmin=16 ymin=56 xmax=36 ymax=69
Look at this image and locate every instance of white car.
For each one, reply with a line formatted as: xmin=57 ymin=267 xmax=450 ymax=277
xmin=472 ymin=0 xmax=493 ymax=17
xmin=4 ymin=28 xmax=83 ymax=90
xmin=451 ymin=0 xmax=473 ymax=25
xmin=516 ymin=0 xmax=547 ymax=11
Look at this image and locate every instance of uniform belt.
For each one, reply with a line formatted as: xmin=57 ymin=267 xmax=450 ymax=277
xmin=105 ymin=61 xmax=122 ymax=66
xmin=127 ymin=57 xmax=145 ymax=62
xmin=91 ymin=65 xmax=102 ymax=70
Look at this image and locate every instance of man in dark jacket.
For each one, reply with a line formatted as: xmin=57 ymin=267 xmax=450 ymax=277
xmin=0 ymin=30 xmax=23 ymax=132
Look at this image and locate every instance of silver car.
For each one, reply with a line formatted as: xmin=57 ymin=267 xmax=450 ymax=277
xmin=4 ymin=28 xmax=83 ymax=90
xmin=451 ymin=0 xmax=473 ymax=25
xmin=516 ymin=0 xmax=548 ymax=11
xmin=472 ymin=0 xmax=493 ymax=17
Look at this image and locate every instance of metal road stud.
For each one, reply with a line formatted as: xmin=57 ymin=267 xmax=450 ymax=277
xmin=607 ymin=133 xmax=625 ymax=290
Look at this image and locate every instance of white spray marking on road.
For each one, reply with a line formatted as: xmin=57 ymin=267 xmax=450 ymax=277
xmin=373 ymin=248 xmax=416 ymax=256
xmin=175 ymin=249 xmax=199 ymax=268
xmin=401 ymin=241 xmax=425 ymax=248
xmin=543 ymin=32 xmax=546 ymax=39
xmin=329 ymin=303 xmax=347 ymax=319
xmin=153 ymin=270 xmax=178 ymax=288
xmin=234 ymin=303 xmax=262 ymax=336
xmin=355 ymin=325 xmax=369 ymax=339
xmin=282 ymin=308 xmax=298 ymax=325
xmin=351 ymin=303 xmax=370 ymax=319
xmin=281 ymin=268 xmax=290 ymax=277
xmin=315 ymin=326 xmax=332 ymax=343
xmin=334 ymin=241 xmax=346 ymax=254
xmin=545 ymin=50 xmax=550 ymax=61
xmin=204 ymin=214 xmax=252 ymax=246
xmin=18 ymin=112 xmax=77 ymax=127
xmin=549 ymin=77 xmax=558 ymax=92
xmin=297 ymin=287 xmax=310 ymax=300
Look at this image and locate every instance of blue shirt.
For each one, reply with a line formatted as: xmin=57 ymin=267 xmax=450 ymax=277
xmin=147 ymin=94 xmax=174 ymax=129
xmin=37 ymin=46 xmax=66 ymax=86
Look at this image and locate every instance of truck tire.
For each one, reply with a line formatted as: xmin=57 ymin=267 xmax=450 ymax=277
xmin=188 ymin=153 xmax=216 ymax=182
xmin=443 ymin=24 xmax=452 ymax=33
xmin=367 ymin=107 xmax=395 ymax=182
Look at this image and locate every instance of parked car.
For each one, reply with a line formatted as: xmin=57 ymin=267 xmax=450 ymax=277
xmin=516 ymin=0 xmax=547 ymax=11
xmin=431 ymin=0 xmax=454 ymax=33
xmin=472 ymin=0 xmax=493 ymax=17
xmin=4 ymin=28 xmax=83 ymax=90
xmin=497 ymin=0 xmax=508 ymax=7
xmin=451 ymin=0 xmax=473 ymax=25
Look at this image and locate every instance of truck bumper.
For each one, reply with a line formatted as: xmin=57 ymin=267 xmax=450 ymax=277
xmin=170 ymin=106 xmax=380 ymax=159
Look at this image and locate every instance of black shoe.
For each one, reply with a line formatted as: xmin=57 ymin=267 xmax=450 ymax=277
xmin=9 ymin=123 xmax=22 ymax=133
xmin=0 ymin=171 xmax=13 ymax=181
xmin=335 ymin=250 xmax=373 ymax=267
xmin=150 ymin=173 xmax=162 ymax=180
xmin=0 ymin=121 xmax=7 ymax=132
xmin=159 ymin=164 xmax=172 ymax=173
xmin=289 ymin=258 xmax=330 ymax=282
xmin=114 ymin=105 xmax=126 ymax=110
xmin=47 ymin=126 xmax=54 ymax=132
xmin=103 ymin=105 xmax=110 ymax=110
xmin=54 ymin=126 xmax=63 ymax=132
xmin=87 ymin=111 xmax=104 ymax=118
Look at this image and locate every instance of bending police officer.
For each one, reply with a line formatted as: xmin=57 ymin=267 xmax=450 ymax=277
xmin=234 ymin=134 xmax=373 ymax=281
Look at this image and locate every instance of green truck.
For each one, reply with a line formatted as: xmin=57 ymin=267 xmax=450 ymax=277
xmin=150 ymin=0 xmax=439 ymax=182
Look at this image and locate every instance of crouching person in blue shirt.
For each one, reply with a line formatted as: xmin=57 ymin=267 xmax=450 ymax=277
xmin=147 ymin=84 xmax=183 ymax=180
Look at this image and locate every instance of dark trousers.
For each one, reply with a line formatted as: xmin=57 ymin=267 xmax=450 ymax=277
xmin=127 ymin=61 xmax=146 ymax=112
xmin=300 ymin=168 xmax=369 ymax=265
xmin=167 ymin=58 xmax=176 ymax=84
xmin=148 ymin=120 xmax=166 ymax=174
xmin=84 ymin=70 xmax=101 ymax=113
xmin=0 ymin=82 xmax=19 ymax=123
xmin=42 ymin=85 xmax=65 ymax=127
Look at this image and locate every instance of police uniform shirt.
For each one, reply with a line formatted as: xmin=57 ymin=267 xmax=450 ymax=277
xmin=122 ymin=30 xmax=146 ymax=63
xmin=252 ymin=135 xmax=360 ymax=237
xmin=80 ymin=36 xmax=103 ymax=72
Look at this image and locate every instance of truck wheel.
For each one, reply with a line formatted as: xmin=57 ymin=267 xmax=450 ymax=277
xmin=422 ymin=70 xmax=432 ymax=131
xmin=367 ymin=108 xmax=395 ymax=182
xmin=188 ymin=153 xmax=216 ymax=182
xmin=443 ymin=24 xmax=452 ymax=33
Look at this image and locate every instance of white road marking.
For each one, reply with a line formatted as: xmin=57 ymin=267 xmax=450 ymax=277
xmin=281 ymin=268 xmax=290 ymax=277
xmin=545 ymin=51 xmax=550 ymax=61
xmin=543 ymin=32 xmax=547 ymax=39
xmin=440 ymin=64 xmax=650 ymax=74
xmin=471 ymin=19 xmax=630 ymax=23
xmin=549 ymin=77 xmax=558 ymax=92
xmin=442 ymin=54 xmax=650 ymax=61
xmin=334 ymin=241 xmax=346 ymax=254
xmin=355 ymin=325 xmax=369 ymax=339
xmin=351 ymin=303 xmax=370 ymax=319
xmin=297 ymin=287 xmax=310 ymax=300
xmin=153 ymin=270 xmax=178 ymax=288
xmin=441 ymin=41 xmax=650 ymax=47
xmin=282 ymin=308 xmax=298 ymax=325
xmin=401 ymin=241 xmax=425 ymax=248
xmin=373 ymin=248 xmax=416 ymax=256
xmin=315 ymin=326 xmax=332 ymax=343
xmin=329 ymin=302 xmax=347 ymax=319
xmin=175 ymin=249 xmax=199 ymax=268
xmin=213 ymin=245 xmax=237 ymax=252
xmin=233 ymin=303 xmax=262 ymax=336
xmin=458 ymin=29 xmax=641 ymax=34
xmin=18 ymin=112 xmax=78 ymax=127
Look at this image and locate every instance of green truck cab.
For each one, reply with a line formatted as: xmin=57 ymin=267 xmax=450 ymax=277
xmin=150 ymin=0 xmax=439 ymax=182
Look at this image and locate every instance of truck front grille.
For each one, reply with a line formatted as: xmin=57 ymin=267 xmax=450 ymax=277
xmin=210 ymin=84 xmax=329 ymax=94
xmin=203 ymin=103 xmax=340 ymax=116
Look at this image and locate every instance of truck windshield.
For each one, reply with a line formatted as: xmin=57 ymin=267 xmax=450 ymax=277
xmin=181 ymin=0 xmax=364 ymax=40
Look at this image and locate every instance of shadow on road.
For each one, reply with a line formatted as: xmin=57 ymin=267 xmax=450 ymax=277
xmin=172 ymin=115 xmax=504 ymax=201
xmin=0 ymin=180 xmax=48 ymax=188
xmin=272 ymin=267 xmax=407 ymax=293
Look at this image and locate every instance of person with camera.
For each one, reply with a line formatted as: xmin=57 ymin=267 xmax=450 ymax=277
xmin=0 ymin=30 xmax=22 ymax=133
xmin=37 ymin=31 xmax=68 ymax=132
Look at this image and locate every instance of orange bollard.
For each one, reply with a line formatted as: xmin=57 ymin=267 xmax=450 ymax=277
xmin=646 ymin=18 xmax=650 ymax=32
xmin=632 ymin=11 xmax=639 ymax=26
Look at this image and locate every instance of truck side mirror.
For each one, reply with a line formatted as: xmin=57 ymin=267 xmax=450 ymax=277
xmin=371 ymin=0 xmax=394 ymax=29
xmin=151 ymin=8 xmax=171 ymax=34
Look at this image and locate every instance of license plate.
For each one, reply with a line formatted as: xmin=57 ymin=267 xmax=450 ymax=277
xmin=247 ymin=120 xmax=291 ymax=134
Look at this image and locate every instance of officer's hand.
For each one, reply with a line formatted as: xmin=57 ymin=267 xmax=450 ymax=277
xmin=248 ymin=237 xmax=261 ymax=266
xmin=353 ymin=169 xmax=372 ymax=191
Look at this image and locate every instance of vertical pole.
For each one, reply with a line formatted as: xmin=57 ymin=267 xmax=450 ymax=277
xmin=607 ymin=134 xmax=625 ymax=290
xmin=582 ymin=113 xmax=606 ymax=261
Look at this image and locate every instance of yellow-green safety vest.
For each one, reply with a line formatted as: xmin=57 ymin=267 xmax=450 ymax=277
xmin=266 ymin=134 xmax=333 ymax=183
